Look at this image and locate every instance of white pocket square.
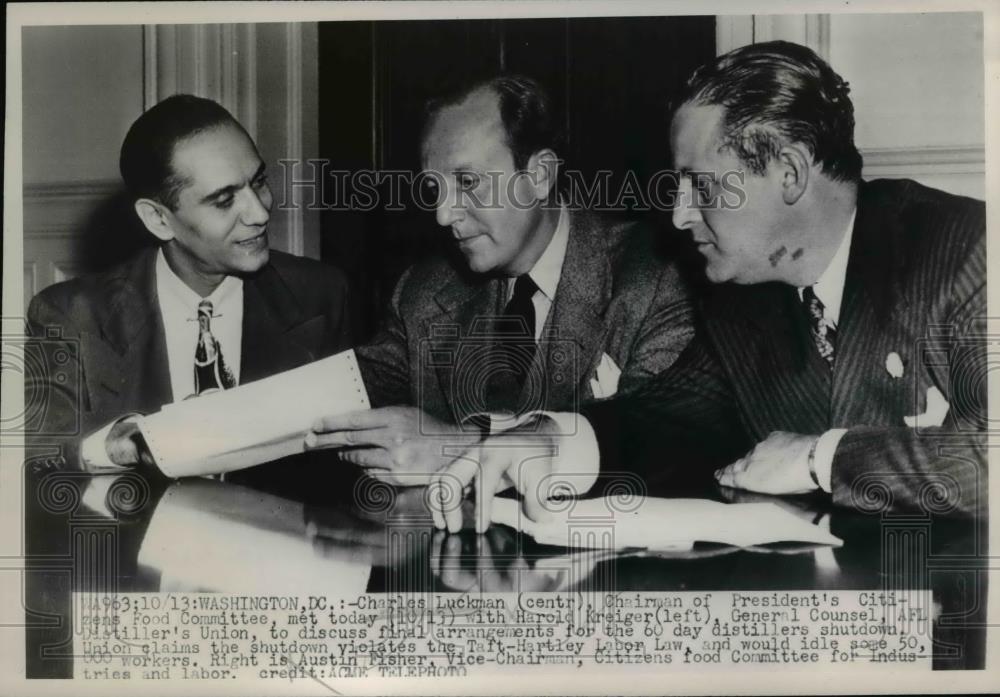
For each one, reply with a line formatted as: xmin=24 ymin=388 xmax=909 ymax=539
xmin=589 ymin=353 xmax=622 ymax=399
xmin=903 ymin=386 xmax=950 ymax=428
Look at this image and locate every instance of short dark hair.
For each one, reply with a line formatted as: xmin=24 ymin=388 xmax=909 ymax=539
xmin=675 ymin=40 xmax=862 ymax=182
xmin=423 ymin=74 xmax=563 ymax=171
xmin=119 ymin=94 xmax=245 ymax=209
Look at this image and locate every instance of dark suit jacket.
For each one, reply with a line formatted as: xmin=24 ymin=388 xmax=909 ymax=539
xmin=585 ymin=179 xmax=986 ymax=517
xmin=355 ymin=209 xmax=695 ymax=422
xmin=25 ymin=246 xmax=353 ymax=470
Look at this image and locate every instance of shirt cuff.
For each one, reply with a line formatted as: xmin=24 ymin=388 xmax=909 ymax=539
xmin=537 ymin=411 xmax=600 ymax=497
xmin=812 ymin=428 xmax=848 ymax=493
xmin=463 ymin=411 xmax=536 ymax=435
xmin=79 ymin=415 xmax=141 ymax=472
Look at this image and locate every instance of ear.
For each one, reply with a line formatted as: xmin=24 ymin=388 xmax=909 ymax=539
xmin=776 ymin=144 xmax=811 ymax=205
xmin=526 ymin=148 xmax=560 ymax=200
xmin=134 ymin=198 xmax=176 ymax=242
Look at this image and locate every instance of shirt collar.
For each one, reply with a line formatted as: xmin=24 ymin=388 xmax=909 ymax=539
xmin=155 ymin=247 xmax=242 ymax=309
xmin=522 ymin=204 xmax=569 ymax=302
xmin=800 ymin=207 xmax=856 ymax=326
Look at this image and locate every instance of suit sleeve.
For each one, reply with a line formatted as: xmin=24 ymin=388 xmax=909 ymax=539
xmin=322 ymin=270 xmax=356 ymax=356
xmin=354 ymin=268 xmax=416 ymax=408
xmin=616 ymin=260 xmax=697 ymax=395
xmin=581 ymin=330 xmax=753 ymax=494
xmin=24 ymin=292 xmax=92 ymax=470
xmin=831 ymin=235 xmax=987 ymax=517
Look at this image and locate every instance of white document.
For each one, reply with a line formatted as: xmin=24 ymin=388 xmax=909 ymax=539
xmin=82 ymin=350 xmax=370 ymax=478
xmin=491 ymin=497 xmax=842 ymax=550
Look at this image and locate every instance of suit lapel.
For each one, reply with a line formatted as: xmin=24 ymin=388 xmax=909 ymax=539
xmin=240 ymin=263 xmax=323 ymax=384
xmin=85 ymin=247 xmax=172 ymax=415
xmin=538 ymin=211 xmax=611 ymax=409
xmin=711 ymin=283 xmax=832 ymax=436
xmin=832 ymin=183 xmax=909 ymax=424
xmin=425 ymin=277 xmax=503 ymax=421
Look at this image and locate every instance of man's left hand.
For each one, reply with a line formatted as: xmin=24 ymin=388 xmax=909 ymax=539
xmin=715 ymin=431 xmax=819 ymax=495
xmin=305 ymin=406 xmax=481 ymax=486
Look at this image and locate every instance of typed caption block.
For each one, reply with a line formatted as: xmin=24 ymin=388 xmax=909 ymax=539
xmin=73 ymin=590 xmax=932 ymax=681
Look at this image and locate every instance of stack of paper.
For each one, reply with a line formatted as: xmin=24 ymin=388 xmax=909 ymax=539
xmin=83 ymin=350 xmax=369 ymax=478
xmin=491 ymin=497 xmax=842 ymax=550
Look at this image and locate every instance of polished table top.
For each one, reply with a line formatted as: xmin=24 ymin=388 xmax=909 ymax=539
xmin=24 ymin=462 xmax=986 ymax=676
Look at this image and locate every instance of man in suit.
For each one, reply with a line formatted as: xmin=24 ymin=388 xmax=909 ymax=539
xmin=306 ymin=75 xmax=695 ymax=485
xmin=430 ymin=41 xmax=985 ymax=531
xmin=26 ymin=94 xmax=352 ymax=470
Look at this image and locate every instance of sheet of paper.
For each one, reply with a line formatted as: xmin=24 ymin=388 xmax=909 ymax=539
xmin=491 ymin=497 xmax=842 ymax=550
xmin=132 ymin=349 xmax=369 ymax=477
xmin=137 ymin=479 xmax=372 ymax=594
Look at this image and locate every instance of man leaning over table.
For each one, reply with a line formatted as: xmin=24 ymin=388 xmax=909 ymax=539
xmin=430 ymin=41 xmax=986 ymax=531
xmin=305 ymin=74 xmax=696 ymax=484
xmin=26 ymin=95 xmax=353 ymax=472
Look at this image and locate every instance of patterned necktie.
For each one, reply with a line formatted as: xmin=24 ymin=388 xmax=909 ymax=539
xmin=194 ymin=300 xmax=236 ymax=394
xmin=488 ymin=275 xmax=538 ymax=410
xmin=802 ymin=285 xmax=836 ymax=366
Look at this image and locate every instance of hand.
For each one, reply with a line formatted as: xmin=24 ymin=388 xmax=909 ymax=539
xmin=715 ymin=431 xmax=819 ymax=495
xmin=105 ymin=420 xmax=156 ymax=467
xmin=429 ymin=419 xmax=560 ymax=534
xmin=430 ymin=528 xmax=580 ymax=593
xmin=304 ymin=406 xmax=481 ymax=486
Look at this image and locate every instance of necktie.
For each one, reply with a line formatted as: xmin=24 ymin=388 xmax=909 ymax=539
xmin=488 ymin=275 xmax=538 ymax=410
xmin=802 ymin=286 xmax=836 ymax=366
xmin=194 ymin=300 xmax=236 ymax=394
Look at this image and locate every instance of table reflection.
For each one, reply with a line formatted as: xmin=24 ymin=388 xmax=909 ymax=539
xmin=25 ymin=466 xmax=986 ymax=676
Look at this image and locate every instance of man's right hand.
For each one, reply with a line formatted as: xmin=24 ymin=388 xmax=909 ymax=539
xmin=105 ymin=420 xmax=156 ymax=467
xmin=428 ymin=417 xmax=562 ymax=534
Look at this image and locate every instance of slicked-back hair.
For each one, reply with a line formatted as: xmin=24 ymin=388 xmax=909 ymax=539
xmin=119 ymin=94 xmax=245 ymax=210
xmin=423 ymin=74 xmax=564 ymax=172
xmin=675 ymin=41 xmax=863 ymax=183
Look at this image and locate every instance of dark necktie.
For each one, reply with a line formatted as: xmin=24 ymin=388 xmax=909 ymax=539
xmin=487 ymin=275 xmax=538 ymax=410
xmin=194 ymin=300 xmax=236 ymax=394
xmin=802 ymin=286 xmax=836 ymax=366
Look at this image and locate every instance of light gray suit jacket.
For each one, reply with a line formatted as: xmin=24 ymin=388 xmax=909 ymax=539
xmin=356 ymin=209 xmax=695 ymax=423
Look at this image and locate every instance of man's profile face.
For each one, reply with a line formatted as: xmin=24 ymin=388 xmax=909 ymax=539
xmin=421 ymin=88 xmax=547 ymax=276
xmin=670 ymin=103 xmax=786 ymax=284
xmin=162 ymin=123 xmax=272 ymax=279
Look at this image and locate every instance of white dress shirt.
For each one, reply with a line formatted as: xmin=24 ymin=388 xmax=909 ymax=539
xmin=80 ymin=250 xmax=244 ymax=470
xmin=478 ymin=206 xmax=570 ymax=438
xmin=156 ymin=249 xmax=244 ymax=402
xmin=796 ymin=208 xmax=856 ymax=492
xmin=504 ymin=204 xmax=569 ymax=340
xmin=555 ymin=209 xmax=860 ymax=498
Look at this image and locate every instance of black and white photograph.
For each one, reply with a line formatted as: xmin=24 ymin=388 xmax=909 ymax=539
xmin=2 ymin=0 xmax=996 ymax=693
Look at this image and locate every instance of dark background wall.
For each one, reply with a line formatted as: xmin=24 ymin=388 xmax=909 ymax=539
xmin=317 ymin=16 xmax=716 ymax=340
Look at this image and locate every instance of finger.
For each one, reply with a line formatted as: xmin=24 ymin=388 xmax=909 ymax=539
xmin=474 ymin=530 xmax=505 ymax=591
xmin=304 ymin=429 xmax=392 ymax=450
xmin=337 ymin=448 xmax=393 ymax=470
xmin=440 ymin=534 xmax=476 ymax=591
xmin=312 ymin=409 xmax=392 ymax=434
xmin=442 ymin=458 xmax=479 ymax=534
xmin=715 ymin=464 xmax=737 ymax=489
xmin=429 ymin=474 xmax=447 ymax=531
xmin=430 ymin=529 xmax=445 ymax=576
xmin=474 ymin=449 xmax=505 ymax=534
xmin=106 ymin=436 xmax=139 ymax=466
